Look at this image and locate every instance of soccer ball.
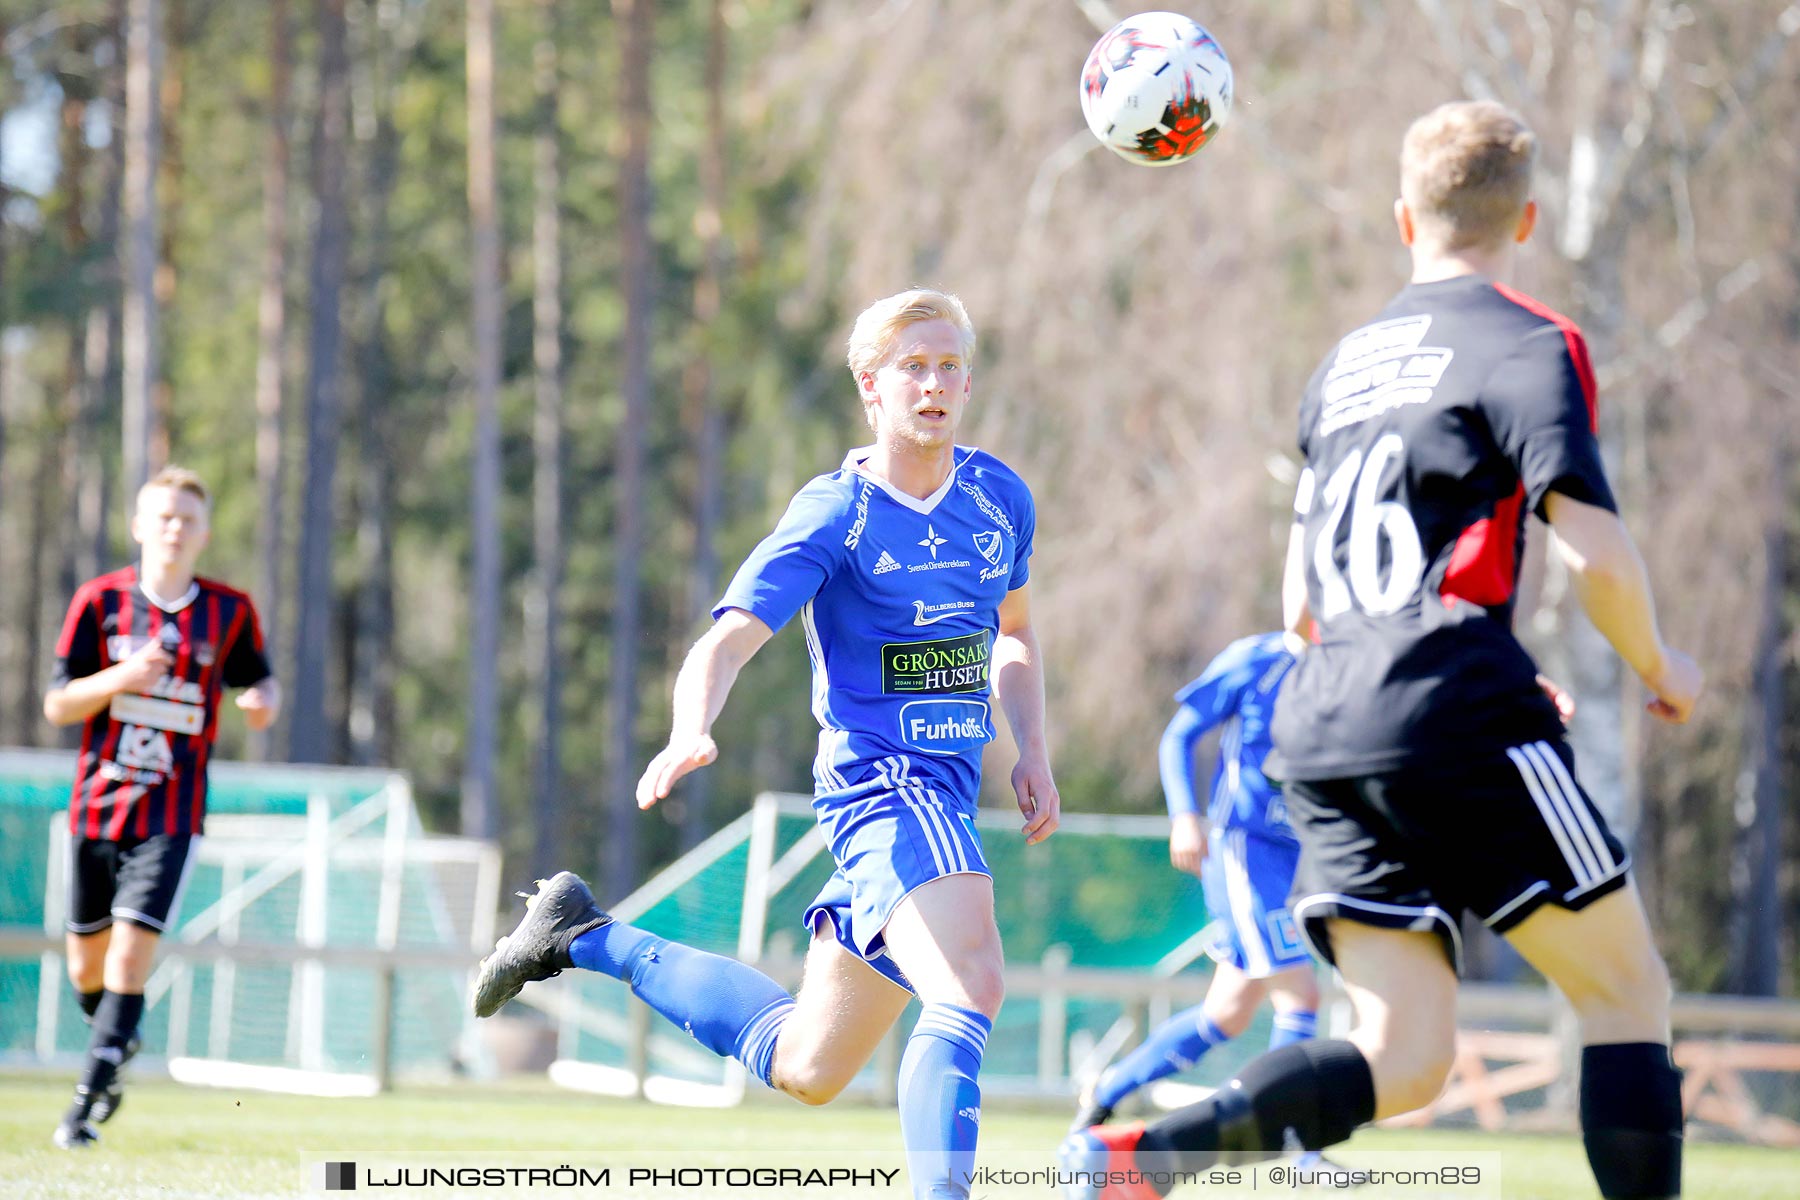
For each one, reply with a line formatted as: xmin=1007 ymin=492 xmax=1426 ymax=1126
xmin=1079 ymin=11 xmax=1233 ymax=167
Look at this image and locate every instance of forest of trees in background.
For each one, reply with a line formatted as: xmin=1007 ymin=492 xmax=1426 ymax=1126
xmin=0 ymin=0 xmax=1794 ymax=996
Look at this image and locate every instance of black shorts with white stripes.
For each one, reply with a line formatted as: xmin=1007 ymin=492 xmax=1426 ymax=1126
xmin=67 ymin=832 xmax=201 ymax=935
xmin=1283 ymin=738 xmax=1629 ymax=975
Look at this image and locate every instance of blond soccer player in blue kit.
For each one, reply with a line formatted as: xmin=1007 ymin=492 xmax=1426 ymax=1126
xmin=472 ymin=288 xmax=1060 ymax=1200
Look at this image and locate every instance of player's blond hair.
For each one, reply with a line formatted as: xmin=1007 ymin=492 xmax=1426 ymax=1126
xmin=1400 ymin=101 xmax=1536 ymax=251
xmin=138 ymin=465 xmax=211 ymax=510
xmin=845 ymin=288 xmax=976 ymax=379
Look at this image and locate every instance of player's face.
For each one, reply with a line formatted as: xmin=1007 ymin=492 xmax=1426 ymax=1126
xmin=859 ymin=319 xmax=971 ymax=452
xmin=132 ymin=487 xmax=211 ymax=575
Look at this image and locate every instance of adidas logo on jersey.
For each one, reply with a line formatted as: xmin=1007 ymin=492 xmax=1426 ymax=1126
xmin=872 ymin=550 xmax=902 ymax=575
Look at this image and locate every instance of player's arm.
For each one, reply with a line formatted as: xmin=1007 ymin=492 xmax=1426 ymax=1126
xmin=1159 ymin=706 xmax=1209 ymax=876
xmin=993 ymin=583 xmax=1060 ymax=845
xmin=221 ymin=605 xmax=281 ymax=731
xmin=1161 ymin=642 xmax=1258 ymax=872
xmin=235 ymin=677 xmax=282 ymax=731
xmin=1281 ymin=460 xmax=1317 ymax=654
xmin=42 ymin=595 xmax=172 ymax=726
xmin=1488 ymin=325 xmax=1701 ymax=724
xmin=1542 ymin=492 xmax=1700 ymax=723
xmin=636 ymin=608 xmax=774 ymax=809
xmin=43 ymin=647 xmax=173 ymax=726
xmin=1281 ymin=519 xmax=1311 ymax=654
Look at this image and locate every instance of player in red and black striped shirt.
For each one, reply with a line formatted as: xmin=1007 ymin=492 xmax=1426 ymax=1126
xmin=44 ymin=466 xmax=279 ymax=1149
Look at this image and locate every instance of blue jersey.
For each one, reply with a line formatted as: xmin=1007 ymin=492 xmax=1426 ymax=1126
xmin=1159 ymin=632 xmax=1296 ymax=843
xmin=717 ymin=445 xmax=1035 ymax=802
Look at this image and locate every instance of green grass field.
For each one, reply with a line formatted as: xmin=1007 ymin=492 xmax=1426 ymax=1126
xmin=2 ymin=1071 xmax=1792 ymax=1199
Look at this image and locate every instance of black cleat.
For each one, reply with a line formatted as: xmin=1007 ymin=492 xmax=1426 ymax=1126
xmin=52 ymin=1118 xmax=99 ymax=1149
xmin=1071 ymin=1084 xmax=1115 ymax=1133
xmin=472 ymin=872 xmax=612 ymax=1018
xmin=88 ymin=1032 xmax=141 ymax=1125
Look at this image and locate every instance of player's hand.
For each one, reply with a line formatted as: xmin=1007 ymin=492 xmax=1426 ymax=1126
xmin=636 ymin=734 xmax=718 ymax=809
xmin=112 ymin=642 xmax=173 ymax=694
xmin=1642 ymin=648 xmax=1702 ymax=724
xmin=1535 ymin=673 xmax=1576 ymax=726
xmin=1011 ymin=754 xmax=1060 ymax=846
xmin=1169 ymin=812 xmax=1207 ymax=877
xmin=235 ymin=683 xmax=278 ymax=731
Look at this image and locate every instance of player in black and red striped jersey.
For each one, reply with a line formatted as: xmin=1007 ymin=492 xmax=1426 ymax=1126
xmin=1066 ymin=103 xmax=1701 ymax=1200
xmin=43 ymin=466 xmax=279 ymax=1149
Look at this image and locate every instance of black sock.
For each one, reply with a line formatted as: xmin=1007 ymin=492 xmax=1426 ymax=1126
xmin=1140 ymin=1040 xmax=1376 ymax=1171
xmin=68 ymin=990 xmax=145 ymax=1120
xmin=1580 ymin=1043 xmax=1684 ymax=1198
xmin=77 ymin=989 xmax=104 ymax=1021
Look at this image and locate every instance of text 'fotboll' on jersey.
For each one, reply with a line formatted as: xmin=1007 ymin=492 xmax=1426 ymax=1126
xmin=716 ymin=446 xmax=1035 ymax=800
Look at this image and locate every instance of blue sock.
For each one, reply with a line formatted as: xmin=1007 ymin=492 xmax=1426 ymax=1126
xmin=568 ymin=923 xmax=794 ymax=1087
xmin=1269 ymin=1009 xmax=1318 ymax=1050
xmin=898 ymin=1003 xmax=990 ymax=1200
xmin=1094 ymin=1008 xmax=1230 ymax=1109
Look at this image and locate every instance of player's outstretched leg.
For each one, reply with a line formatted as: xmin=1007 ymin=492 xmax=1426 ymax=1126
xmin=1067 ymin=923 xmax=1450 ymax=1190
xmin=474 ymin=872 xmax=800 ymax=1087
xmin=1074 ymin=962 xmax=1319 ymax=1135
xmin=1057 ymin=1122 xmax=1160 ymax=1200
xmin=1076 ymin=1008 xmax=1234 ymax=1131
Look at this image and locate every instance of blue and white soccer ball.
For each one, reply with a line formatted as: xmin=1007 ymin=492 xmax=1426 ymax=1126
xmin=1079 ymin=11 xmax=1234 ymax=167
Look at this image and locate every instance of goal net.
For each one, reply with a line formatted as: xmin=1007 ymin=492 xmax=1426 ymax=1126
xmin=8 ymin=751 xmax=501 ymax=1094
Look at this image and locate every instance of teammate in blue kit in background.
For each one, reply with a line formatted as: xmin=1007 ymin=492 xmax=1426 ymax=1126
xmin=472 ymin=288 xmax=1061 ymax=1200
xmin=1073 ymin=634 xmax=1321 ymax=1135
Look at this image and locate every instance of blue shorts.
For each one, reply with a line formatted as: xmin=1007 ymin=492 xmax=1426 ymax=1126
xmin=1200 ymin=828 xmax=1311 ymax=978
xmin=803 ymin=761 xmax=991 ymax=992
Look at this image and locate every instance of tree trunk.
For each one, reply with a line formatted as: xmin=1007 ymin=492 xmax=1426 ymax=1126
xmin=148 ymin=0 xmax=185 ymax=471
xmin=57 ymin=13 xmax=114 ymax=601
xmin=604 ymin=0 xmax=654 ymax=894
xmin=0 ymin=17 xmax=7 ymax=623
xmin=679 ymin=0 xmax=728 ymax=852
xmin=42 ymin=61 xmax=96 ymax=742
xmin=527 ymin=0 xmax=567 ymax=878
xmin=119 ymin=0 xmax=162 ymax=498
xmin=251 ymin=0 xmax=292 ymax=760
xmin=288 ymin=0 xmax=352 ymax=764
xmin=462 ymin=0 xmax=503 ymax=838
xmin=1729 ymin=444 xmax=1788 ymax=996
xmin=346 ymin=0 xmax=413 ymax=768
xmin=73 ymin=0 xmax=130 ymax=583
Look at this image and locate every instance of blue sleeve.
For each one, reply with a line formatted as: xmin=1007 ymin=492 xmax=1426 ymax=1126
xmin=1159 ymin=705 xmax=1209 ymax=818
xmin=714 ymin=481 xmax=846 ymax=634
xmin=1171 ymin=641 xmax=1262 ymax=733
xmin=1009 ymin=484 xmax=1035 ymax=590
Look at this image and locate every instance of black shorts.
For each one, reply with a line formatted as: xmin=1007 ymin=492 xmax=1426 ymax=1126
xmin=67 ymin=832 xmax=202 ymax=935
xmin=1284 ymin=738 xmax=1630 ymax=975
